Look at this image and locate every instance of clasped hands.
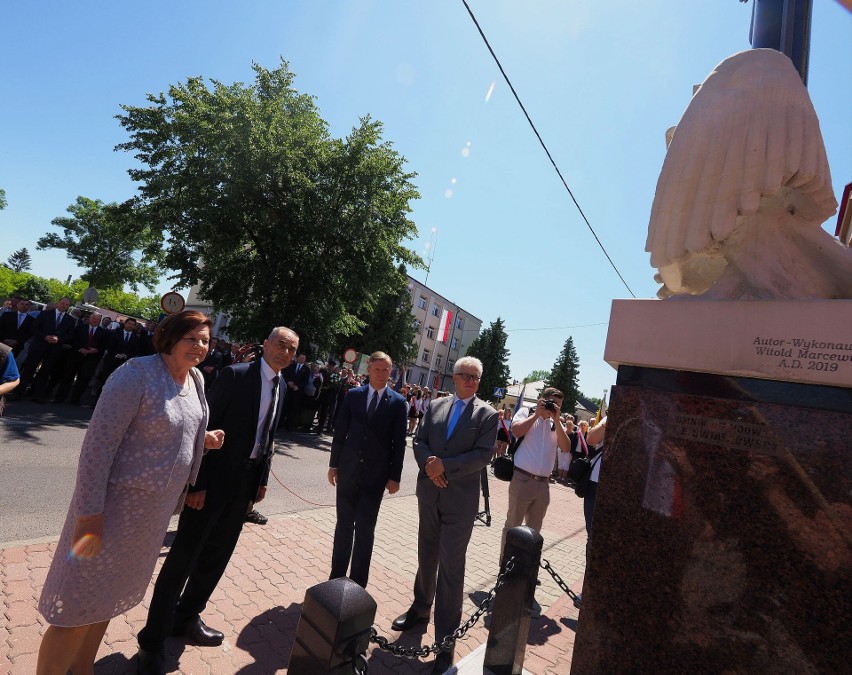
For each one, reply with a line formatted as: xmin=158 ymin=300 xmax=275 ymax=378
xmin=425 ymin=456 xmax=447 ymax=488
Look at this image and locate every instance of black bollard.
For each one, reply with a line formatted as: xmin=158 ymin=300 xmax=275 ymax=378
xmin=288 ymin=577 xmax=377 ymax=674
xmin=484 ymin=526 xmax=543 ymax=675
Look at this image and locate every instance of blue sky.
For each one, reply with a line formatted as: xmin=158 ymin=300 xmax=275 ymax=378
xmin=2 ymin=1 xmax=850 ymax=400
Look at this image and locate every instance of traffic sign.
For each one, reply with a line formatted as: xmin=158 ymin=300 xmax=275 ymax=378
xmin=160 ymin=291 xmax=186 ymax=315
xmin=343 ymin=348 xmax=358 ymax=364
xmin=493 ymin=387 xmax=505 ymax=399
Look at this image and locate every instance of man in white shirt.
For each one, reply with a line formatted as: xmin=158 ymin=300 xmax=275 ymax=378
xmin=501 ymin=387 xmax=571 ymax=548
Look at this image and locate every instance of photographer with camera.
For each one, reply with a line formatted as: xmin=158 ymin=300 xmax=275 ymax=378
xmin=500 ymin=387 xmax=571 ymax=550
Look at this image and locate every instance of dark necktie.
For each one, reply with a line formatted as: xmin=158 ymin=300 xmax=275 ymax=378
xmin=87 ymin=327 xmax=96 ymax=349
xmin=18 ymin=314 xmax=25 ymax=329
xmin=367 ymin=390 xmax=378 ymax=420
xmin=258 ymin=375 xmax=280 ymax=459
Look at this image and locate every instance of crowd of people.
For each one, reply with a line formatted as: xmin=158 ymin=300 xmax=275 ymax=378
xmin=0 ymin=295 xmax=266 ymax=408
xmin=4 ymin=294 xmax=607 ymax=675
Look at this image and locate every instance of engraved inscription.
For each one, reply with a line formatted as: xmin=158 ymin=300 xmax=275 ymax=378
xmin=751 ymin=336 xmax=851 ymax=374
xmin=672 ymin=414 xmax=781 ymax=455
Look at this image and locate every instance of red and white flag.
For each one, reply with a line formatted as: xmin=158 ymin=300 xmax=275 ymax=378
xmin=437 ymin=309 xmax=453 ymax=343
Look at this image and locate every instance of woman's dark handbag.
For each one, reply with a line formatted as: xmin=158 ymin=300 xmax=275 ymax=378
xmin=573 ymin=450 xmax=602 ymax=498
xmin=492 ymin=435 xmax=524 ymax=482
xmin=566 ymin=431 xmax=592 ymax=483
xmin=567 ymin=454 xmax=592 ymax=483
xmin=492 ymin=454 xmax=515 ymax=481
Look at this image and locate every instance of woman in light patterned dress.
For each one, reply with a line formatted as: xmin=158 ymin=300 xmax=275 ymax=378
xmin=36 ymin=311 xmax=225 ymax=675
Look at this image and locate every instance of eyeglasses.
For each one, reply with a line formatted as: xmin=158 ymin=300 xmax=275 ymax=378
xmin=455 ymin=372 xmax=480 ymax=383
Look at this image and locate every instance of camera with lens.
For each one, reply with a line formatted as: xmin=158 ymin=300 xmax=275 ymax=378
xmin=543 ymin=399 xmax=558 ymax=412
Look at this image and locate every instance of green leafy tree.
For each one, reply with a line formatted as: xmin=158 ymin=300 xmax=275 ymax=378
xmin=583 ymin=394 xmax=603 ymax=409
xmin=44 ymin=278 xmax=87 ymax=303
xmin=0 ymin=188 xmax=7 ymax=210
xmin=116 ymin=60 xmax=422 ymax=346
xmin=525 ymin=369 xmax=550 ymax=382
xmin=37 ymin=196 xmax=162 ymax=292
xmin=465 ymin=317 xmax=511 ymax=403
xmin=5 ymin=248 xmax=32 ymax=273
xmin=0 ymin=267 xmax=26 ymax=298
xmin=15 ymin=276 xmax=51 ymax=303
xmin=98 ymin=288 xmax=161 ymax=318
xmin=340 ymin=265 xmax=417 ymax=367
xmin=546 ymin=336 xmax=581 ymax=414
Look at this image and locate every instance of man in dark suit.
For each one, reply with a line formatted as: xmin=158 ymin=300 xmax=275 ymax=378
xmin=391 ymin=356 xmax=498 ymax=674
xmin=0 ymin=298 xmax=35 ymax=358
xmin=137 ymin=320 xmax=158 ymax=357
xmin=327 ymin=351 xmax=407 ymax=588
xmin=53 ymin=312 xmax=107 ymax=404
xmin=281 ymin=353 xmax=310 ymax=429
xmin=137 ymin=326 xmax=298 ymax=674
xmin=18 ymin=297 xmax=76 ymax=401
xmin=99 ymin=317 xmax=141 ymax=385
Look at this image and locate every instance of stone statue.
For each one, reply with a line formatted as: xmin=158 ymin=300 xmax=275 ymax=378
xmin=646 ymin=49 xmax=852 ymax=300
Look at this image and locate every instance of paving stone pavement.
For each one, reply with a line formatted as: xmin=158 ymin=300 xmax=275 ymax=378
xmin=2 ymin=473 xmax=586 ymax=674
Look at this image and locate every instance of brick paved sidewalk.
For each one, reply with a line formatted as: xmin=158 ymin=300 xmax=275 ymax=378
xmin=2 ymin=475 xmax=585 ymax=674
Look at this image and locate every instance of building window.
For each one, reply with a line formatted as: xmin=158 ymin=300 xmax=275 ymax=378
xmin=418 ymin=296 xmax=427 ymax=309
xmin=426 ymin=326 xmax=435 ymax=339
xmin=451 ymin=337 xmax=459 ymax=350
xmin=422 ymin=349 xmax=430 ymax=363
xmin=456 ymin=316 xmax=463 ymax=329
xmin=435 ymin=355 xmax=442 ymax=368
xmin=418 ymin=372 xmax=426 ymax=386
xmin=431 ymin=304 xmax=441 ymax=317
xmin=448 ymin=360 xmax=454 ymax=373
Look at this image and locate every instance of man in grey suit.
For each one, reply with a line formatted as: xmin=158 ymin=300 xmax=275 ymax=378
xmin=391 ymin=356 xmax=498 ymax=674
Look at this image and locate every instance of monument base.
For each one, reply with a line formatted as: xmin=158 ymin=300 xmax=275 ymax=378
xmin=571 ymin=365 xmax=851 ymax=674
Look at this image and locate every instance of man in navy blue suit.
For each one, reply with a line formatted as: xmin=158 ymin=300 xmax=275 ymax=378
xmin=327 ymin=351 xmax=407 ymax=588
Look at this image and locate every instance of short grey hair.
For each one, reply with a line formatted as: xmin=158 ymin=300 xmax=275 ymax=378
xmin=268 ymin=326 xmax=299 ymax=344
xmin=454 ymin=356 xmax=483 ymax=377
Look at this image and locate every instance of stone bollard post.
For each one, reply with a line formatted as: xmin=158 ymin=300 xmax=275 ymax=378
xmin=288 ymin=577 xmax=377 ymax=674
xmin=484 ymin=526 xmax=543 ymax=675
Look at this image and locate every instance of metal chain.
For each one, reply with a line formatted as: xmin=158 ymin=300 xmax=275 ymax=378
xmin=540 ymin=558 xmax=582 ymax=607
xmin=353 ymin=652 xmax=369 ymax=674
xmin=369 ymin=556 xmax=516 ymax=660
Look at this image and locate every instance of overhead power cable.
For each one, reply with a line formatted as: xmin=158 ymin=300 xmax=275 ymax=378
xmin=460 ymin=0 xmax=636 ymax=298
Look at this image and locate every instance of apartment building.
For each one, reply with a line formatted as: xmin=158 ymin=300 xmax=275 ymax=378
xmin=405 ymin=275 xmax=482 ymax=392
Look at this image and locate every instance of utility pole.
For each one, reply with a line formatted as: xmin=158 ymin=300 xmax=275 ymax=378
xmin=748 ymin=0 xmax=813 ymax=84
xmin=423 ymin=227 xmax=438 ymax=285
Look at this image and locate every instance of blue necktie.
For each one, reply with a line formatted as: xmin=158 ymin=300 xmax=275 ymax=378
xmin=446 ymin=399 xmax=465 ymax=438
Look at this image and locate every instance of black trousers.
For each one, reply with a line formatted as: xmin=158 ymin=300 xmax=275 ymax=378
xmin=138 ymin=463 xmax=261 ymax=651
xmin=54 ymin=352 xmax=101 ymax=403
xmin=19 ymin=342 xmax=63 ymax=395
xmin=329 ymin=478 xmax=384 ymax=588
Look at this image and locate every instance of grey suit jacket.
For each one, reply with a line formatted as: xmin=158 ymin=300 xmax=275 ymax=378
xmin=413 ymin=395 xmax=498 ymax=515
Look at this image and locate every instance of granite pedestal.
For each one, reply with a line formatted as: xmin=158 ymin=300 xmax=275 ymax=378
xmin=571 ymin=301 xmax=852 ymax=673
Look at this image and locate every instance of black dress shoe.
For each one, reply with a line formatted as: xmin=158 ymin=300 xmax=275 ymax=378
xmin=174 ymin=617 xmax=224 ymax=646
xmin=431 ymin=649 xmax=454 ymax=674
xmin=245 ymin=509 xmax=268 ymax=525
xmin=391 ymin=609 xmax=429 ymax=631
xmin=137 ymin=647 xmax=166 ymax=675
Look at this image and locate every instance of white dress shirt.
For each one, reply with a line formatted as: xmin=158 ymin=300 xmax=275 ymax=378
xmin=250 ymin=357 xmax=281 ymax=459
